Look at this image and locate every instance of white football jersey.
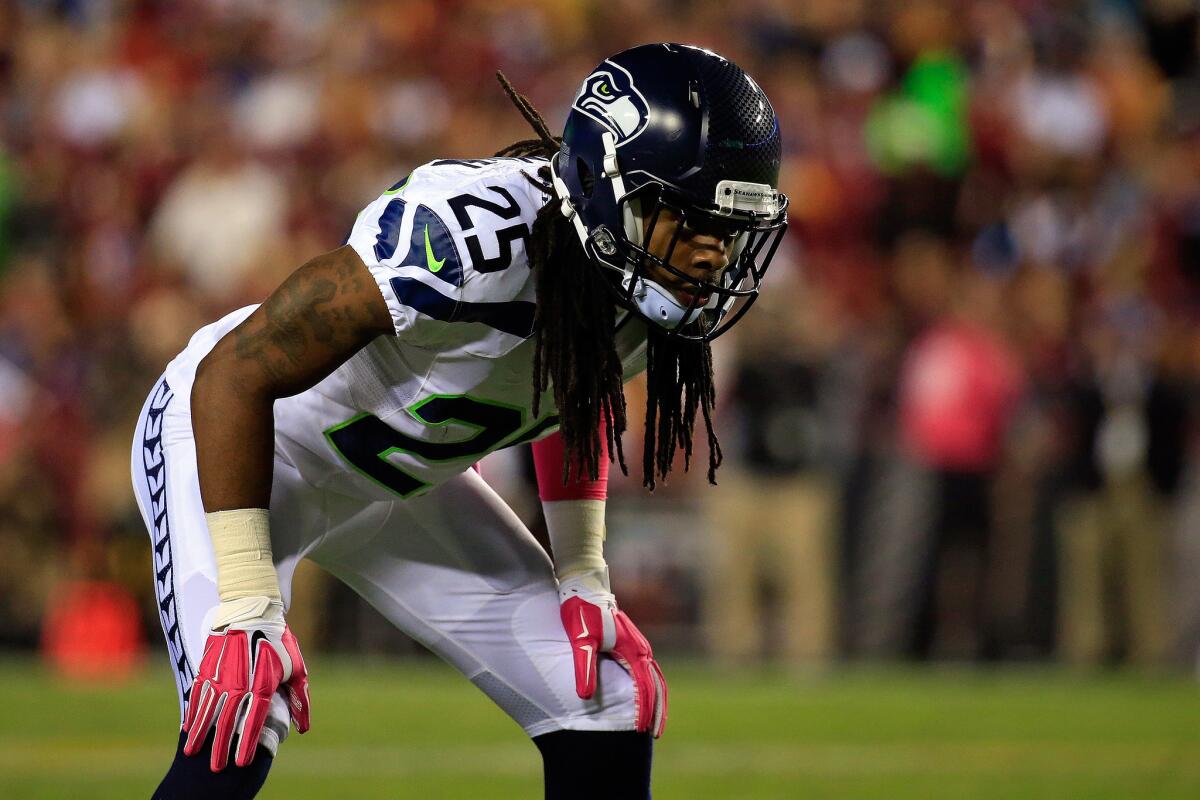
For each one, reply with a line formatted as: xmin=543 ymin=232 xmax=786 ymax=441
xmin=165 ymin=157 xmax=648 ymax=501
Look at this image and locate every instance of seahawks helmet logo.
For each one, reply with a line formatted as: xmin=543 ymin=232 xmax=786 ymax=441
xmin=573 ymin=63 xmax=649 ymax=145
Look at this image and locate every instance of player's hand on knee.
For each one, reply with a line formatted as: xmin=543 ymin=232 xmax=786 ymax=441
xmin=558 ymin=570 xmax=668 ymax=738
xmin=182 ymin=596 xmax=312 ymax=771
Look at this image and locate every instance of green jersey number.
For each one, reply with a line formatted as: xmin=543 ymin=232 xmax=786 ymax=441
xmin=324 ymin=394 xmax=557 ymax=498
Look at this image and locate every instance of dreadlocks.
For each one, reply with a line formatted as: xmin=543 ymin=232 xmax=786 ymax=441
xmin=495 ymin=72 xmax=723 ymax=489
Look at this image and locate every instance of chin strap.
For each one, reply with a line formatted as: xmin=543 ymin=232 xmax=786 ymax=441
xmin=619 ymin=272 xmax=705 ymax=327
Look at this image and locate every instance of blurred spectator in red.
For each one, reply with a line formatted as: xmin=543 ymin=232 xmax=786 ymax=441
xmin=897 ymin=264 xmax=1024 ymax=659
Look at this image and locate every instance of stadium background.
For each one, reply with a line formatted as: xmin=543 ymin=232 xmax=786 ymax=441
xmin=1 ymin=0 xmax=1199 ymax=797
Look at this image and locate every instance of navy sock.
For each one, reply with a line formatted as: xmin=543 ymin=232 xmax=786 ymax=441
xmin=533 ymin=730 xmax=653 ymax=799
xmin=151 ymin=729 xmax=274 ymax=800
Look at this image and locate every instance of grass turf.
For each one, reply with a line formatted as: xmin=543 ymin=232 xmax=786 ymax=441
xmin=0 ymin=656 xmax=1197 ymax=799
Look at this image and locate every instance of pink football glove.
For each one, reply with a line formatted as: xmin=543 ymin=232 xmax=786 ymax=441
xmin=182 ymin=598 xmax=311 ymax=771
xmin=558 ymin=571 xmax=668 ymax=738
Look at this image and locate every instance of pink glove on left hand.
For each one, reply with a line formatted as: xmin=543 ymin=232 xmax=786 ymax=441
xmin=558 ymin=571 xmax=668 ymax=738
xmin=182 ymin=599 xmax=311 ymax=771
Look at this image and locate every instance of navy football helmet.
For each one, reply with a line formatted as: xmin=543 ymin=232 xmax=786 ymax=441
xmin=551 ymin=43 xmax=788 ymax=341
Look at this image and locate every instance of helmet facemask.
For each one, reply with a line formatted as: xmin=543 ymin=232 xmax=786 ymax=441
xmin=613 ymin=184 xmax=788 ymax=341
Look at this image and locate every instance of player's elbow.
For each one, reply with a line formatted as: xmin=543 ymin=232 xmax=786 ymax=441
xmin=193 ymin=335 xmax=275 ymax=409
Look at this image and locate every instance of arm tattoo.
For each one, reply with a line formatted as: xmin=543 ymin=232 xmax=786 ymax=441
xmin=231 ymin=246 xmax=388 ymax=392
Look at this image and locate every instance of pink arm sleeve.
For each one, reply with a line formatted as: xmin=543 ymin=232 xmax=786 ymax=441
xmin=532 ymin=430 xmax=609 ymax=502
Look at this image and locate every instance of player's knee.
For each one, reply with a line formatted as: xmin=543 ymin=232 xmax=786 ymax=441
xmin=534 ymin=729 xmax=653 ymax=799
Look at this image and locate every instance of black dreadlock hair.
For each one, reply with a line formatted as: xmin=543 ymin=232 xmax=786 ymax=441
xmin=495 ymin=72 xmax=722 ymax=489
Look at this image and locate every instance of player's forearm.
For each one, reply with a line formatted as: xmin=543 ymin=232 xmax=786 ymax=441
xmin=545 ymin=499 xmax=608 ymax=581
xmin=192 ymin=352 xmax=277 ymax=511
xmin=191 ymin=357 xmax=282 ymax=605
xmin=532 ymin=431 xmax=612 ymax=581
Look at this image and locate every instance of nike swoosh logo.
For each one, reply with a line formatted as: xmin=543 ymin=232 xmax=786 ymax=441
xmin=576 ymin=608 xmax=591 ymax=639
xmin=249 ymin=630 xmax=269 ymax=668
xmin=424 ymin=225 xmax=445 ymax=273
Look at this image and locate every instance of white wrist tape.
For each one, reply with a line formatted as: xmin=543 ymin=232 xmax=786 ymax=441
xmin=211 ymin=595 xmax=285 ymax=632
xmin=205 ymin=508 xmax=282 ymax=603
xmin=544 ymin=499 xmax=608 ymax=582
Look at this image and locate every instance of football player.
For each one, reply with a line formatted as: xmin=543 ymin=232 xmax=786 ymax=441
xmin=131 ymin=43 xmax=787 ymax=799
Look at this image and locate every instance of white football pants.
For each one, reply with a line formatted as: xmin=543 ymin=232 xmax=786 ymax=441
xmin=131 ymin=376 xmax=637 ymax=755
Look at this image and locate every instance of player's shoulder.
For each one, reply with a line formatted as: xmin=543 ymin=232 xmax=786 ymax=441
xmin=400 ymin=155 xmax=550 ymax=287
xmin=354 ymin=156 xmax=549 ymax=286
xmin=346 ymin=156 xmax=551 ymax=356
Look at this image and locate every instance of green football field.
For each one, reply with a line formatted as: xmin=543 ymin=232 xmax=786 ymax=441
xmin=1 ymin=656 xmax=1198 ymax=799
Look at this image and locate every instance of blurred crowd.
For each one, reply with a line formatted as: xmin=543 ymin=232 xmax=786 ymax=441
xmin=0 ymin=0 xmax=1197 ymax=670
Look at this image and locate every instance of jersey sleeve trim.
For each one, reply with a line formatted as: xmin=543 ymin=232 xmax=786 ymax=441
xmin=387 ymin=277 xmax=536 ymax=339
